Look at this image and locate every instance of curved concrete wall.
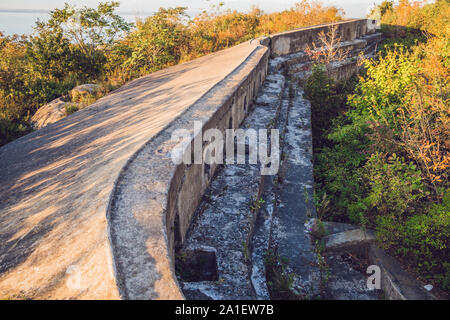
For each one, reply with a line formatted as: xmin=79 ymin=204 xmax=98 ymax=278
xmin=270 ymin=19 xmax=377 ymax=57
xmin=0 ymin=19 xmax=374 ymax=300
xmin=0 ymin=41 xmax=262 ymax=300
xmin=109 ymin=43 xmax=269 ymax=299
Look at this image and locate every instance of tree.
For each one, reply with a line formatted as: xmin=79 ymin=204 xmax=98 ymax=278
xmin=26 ymin=28 xmax=74 ymax=81
xmin=123 ymin=7 xmax=190 ymax=74
xmin=379 ymin=1 xmax=394 ymax=17
xmin=33 ymin=1 xmax=133 ymax=79
xmin=305 ymin=23 xmax=350 ymax=67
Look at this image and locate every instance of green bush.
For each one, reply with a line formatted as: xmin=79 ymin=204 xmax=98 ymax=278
xmin=354 ymin=153 xmax=426 ymax=225
xmin=309 ymin=0 xmax=449 ymax=293
xmin=0 ymin=115 xmax=30 ymax=146
xmin=313 ymin=118 xmax=369 ymax=222
xmin=304 ymin=64 xmax=335 ymax=107
xmin=64 ymin=104 xmax=79 ymax=116
xmin=377 ymin=191 xmax=450 ymax=289
xmin=305 ymin=64 xmax=361 ymax=148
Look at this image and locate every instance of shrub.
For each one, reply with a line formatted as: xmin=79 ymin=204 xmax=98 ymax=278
xmin=64 ymin=104 xmax=79 ymax=116
xmin=354 ymin=152 xmax=426 ymax=225
xmin=377 ymin=191 xmax=450 ymax=289
xmin=0 ymin=114 xmax=30 ymax=146
xmin=310 ymin=0 xmax=449 ymax=293
xmin=313 ymin=117 xmax=370 ymax=222
xmin=304 ymin=64 xmax=335 ymax=107
xmin=304 ymin=64 xmax=359 ymax=148
xmin=349 ymin=42 xmax=449 ymax=193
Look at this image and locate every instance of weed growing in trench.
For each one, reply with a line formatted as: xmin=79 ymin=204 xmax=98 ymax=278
xmin=264 ymin=249 xmax=301 ymax=300
xmin=249 ymin=197 xmax=265 ymax=213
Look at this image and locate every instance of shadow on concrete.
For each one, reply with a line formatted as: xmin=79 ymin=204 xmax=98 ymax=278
xmin=0 ymin=43 xmax=255 ymax=297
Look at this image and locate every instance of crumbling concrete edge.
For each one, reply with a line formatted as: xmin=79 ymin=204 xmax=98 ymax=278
xmin=321 ymin=222 xmax=437 ymax=300
xmin=106 ymin=41 xmax=270 ymax=300
xmin=368 ymin=244 xmax=437 ymax=300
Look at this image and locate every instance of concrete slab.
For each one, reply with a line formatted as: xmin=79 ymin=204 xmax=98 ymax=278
xmin=369 ymin=244 xmax=437 ymax=300
xmin=271 ymin=84 xmax=320 ymax=296
xmin=178 ymin=72 xmax=285 ymax=300
xmin=0 ymin=42 xmax=258 ymax=299
xmin=324 ymin=229 xmax=376 ymax=252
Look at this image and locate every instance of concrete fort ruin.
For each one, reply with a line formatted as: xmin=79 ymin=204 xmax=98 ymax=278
xmin=2 ymin=19 xmax=431 ymax=300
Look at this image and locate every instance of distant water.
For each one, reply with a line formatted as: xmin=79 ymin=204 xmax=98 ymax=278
xmin=0 ymin=11 xmax=145 ymax=36
xmin=0 ymin=4 xmax=371 ymax=36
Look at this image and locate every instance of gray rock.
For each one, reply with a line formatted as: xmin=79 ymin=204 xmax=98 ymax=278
xmin=71 ymin=84 xmax=102 ymax=96
xmin=31 ymin=97 xmax=72 ymax=129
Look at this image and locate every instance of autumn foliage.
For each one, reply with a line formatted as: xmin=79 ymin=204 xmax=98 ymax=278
xmin=309 ymin=0 xmax=449 ymax=292
xmin=0 ymin=1 xmax=343 ymax=146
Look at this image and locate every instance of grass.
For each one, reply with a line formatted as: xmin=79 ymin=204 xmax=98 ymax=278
xmin=264 ymin=248 xmax=304 ymax=300
xmin=64 ymin=104 xmax=79 ymax=116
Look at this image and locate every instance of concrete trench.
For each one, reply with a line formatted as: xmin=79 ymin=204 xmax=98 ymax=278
xmin=175 ymin=33 xmax=384 ymax=300
xmin=2 ymin=19 xmax=433 ymax=300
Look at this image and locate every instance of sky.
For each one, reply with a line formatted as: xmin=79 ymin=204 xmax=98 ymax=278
xmin=0 ymin=0 xmax=384 ymax=16
xmin=0 ymin=0 xmax=386 ymax=35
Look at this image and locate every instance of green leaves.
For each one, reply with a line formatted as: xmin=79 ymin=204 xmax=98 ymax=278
xmin=122 ymin=7 xmax=189 ymax=75
xmin=363 ymin=152 xmax=426 ymax=218
xmin=46 ymin=1 xmax=132 ymax=49
xmin=376 ymin=190 xmax=450 ymax=290
xmin=308 ymin=0 xmax=450 ymax=292
xmin=34 ymin=1 xmax=132 ymax=79
xmin=348 ymin=46 xmax=418 ymax=134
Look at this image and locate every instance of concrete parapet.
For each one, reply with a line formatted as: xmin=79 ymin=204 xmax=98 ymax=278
xmin=270 ymin=19 xmax=375 ymax=57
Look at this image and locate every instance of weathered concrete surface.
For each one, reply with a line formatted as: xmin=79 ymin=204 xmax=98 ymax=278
xmin=325 ymin=253 xmax=379 ymax=300
xmin=320 ymin=225 xmax=380 ymax=300
xmin=368 ymin=244 xmax=437 ymax=300
xmin=109 ymin=44 xmax=269 ymax=300
xmin=176 ymin=22 xmax=381 ymax=300
xmin=0 ymin=42 xmax=259 ymax=300
xmin=319 ymin=220 xmax=359 ymax=235
xmin=270 ymin=19 xmax=376 ymax=57
xmin=178 ymin=72 xmax=285 ymax=300
xmin=324 ymin=229 xmax=376 ymax=252
xmin=270 ymin=84 xmax=321 ymax=296
xmin=0 ymin=19 xmax=379 ymax=300
xmin=251 ymin=78 xmax=290 ymax=300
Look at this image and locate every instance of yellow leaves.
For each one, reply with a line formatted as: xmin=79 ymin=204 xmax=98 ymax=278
xmin=369 ymin=31 xmax=450 ymax=191
xmin=257 ymin=0 xmax=343 ymax=35
xmin=180 ymin=0 xmax=343 ymax=59
xmin=431 ymin=175 xmax=442 ymax=183
xmin=380 ymin=0 xmax=450 ymax=38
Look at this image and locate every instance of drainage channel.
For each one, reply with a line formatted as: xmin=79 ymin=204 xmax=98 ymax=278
xmin=175 ymin=34 xmax=383 ymax=300
xmin=176 ymin=69 xmax=286 ymax=300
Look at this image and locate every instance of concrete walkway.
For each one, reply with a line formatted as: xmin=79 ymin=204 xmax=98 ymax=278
xmin=0 ymin=42 xmax=257 ymax=299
